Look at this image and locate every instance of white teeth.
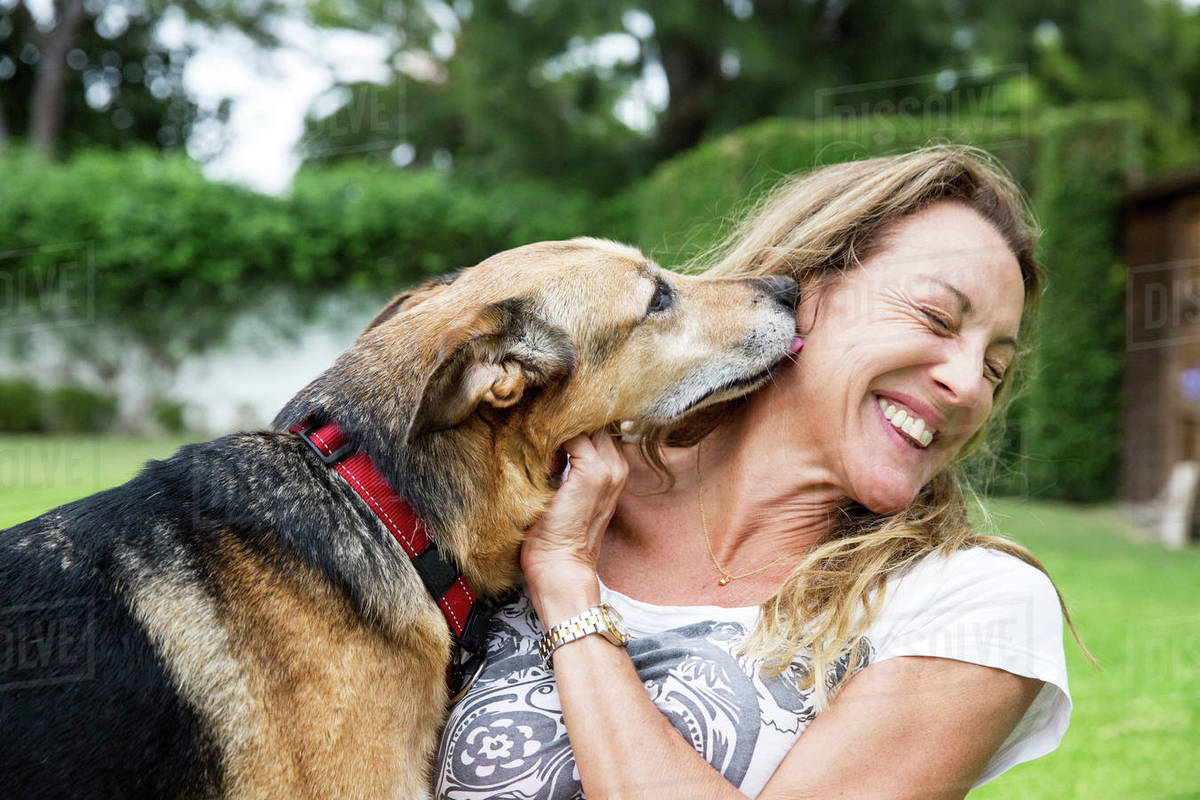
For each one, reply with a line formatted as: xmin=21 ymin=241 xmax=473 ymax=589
xmin=875 ymin=396 xmax=937 ymax=449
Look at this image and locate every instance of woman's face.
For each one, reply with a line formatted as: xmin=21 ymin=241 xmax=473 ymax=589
xmin=788 ymin=200 xmax=1025 ymax=513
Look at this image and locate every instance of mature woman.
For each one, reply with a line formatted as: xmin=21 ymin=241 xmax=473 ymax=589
xmin=435 ymin=146 xmax=1079 ymax=799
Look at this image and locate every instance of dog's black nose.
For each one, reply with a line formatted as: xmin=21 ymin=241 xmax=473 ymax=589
xmin=754 ymin=276 xmax=799 ymax=311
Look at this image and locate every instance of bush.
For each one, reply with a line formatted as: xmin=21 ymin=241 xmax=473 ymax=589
xmin=43 ymin=386 xmax=119 ymax=433
xmin=151 ymin=398 xmax=188 ymax=434
xmin=0 ymin=150 xmax=602 ymax=373
xmin=0 ymin=380 xmax=118 ymax=433
xmin=1022 ymin=108 xmax=1136 ymax=501
xmin=0 ymin=380 xmax=45 ymax=432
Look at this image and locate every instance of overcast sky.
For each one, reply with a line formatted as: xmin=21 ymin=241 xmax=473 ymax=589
xmin=177 ymin=16 xmax=394 ymax=195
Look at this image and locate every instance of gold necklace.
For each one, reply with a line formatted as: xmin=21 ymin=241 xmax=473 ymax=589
xmin=695 ymin=444 xmax=790 ymax=586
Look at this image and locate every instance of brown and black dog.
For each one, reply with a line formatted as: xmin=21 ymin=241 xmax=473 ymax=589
xmin=0 ymin=238 xmax=797 ymax=798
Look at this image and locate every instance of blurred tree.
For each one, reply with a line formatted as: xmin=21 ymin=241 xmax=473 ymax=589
xmin=0 ymin=0 xmax=284 ymax=156
xmin=300 ymin=0 xmax=1200 ymax=193
xmin=299 ymin=0 xmax=647 ymax=192
xmin=1184 ymin=8 xmax=1200 ymax=133
xmin=961 ymin=0 xmax=1194 ymax=128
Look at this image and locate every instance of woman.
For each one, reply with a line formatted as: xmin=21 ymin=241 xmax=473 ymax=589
xmin=435 ymin=146 xmax=1081 ymax=799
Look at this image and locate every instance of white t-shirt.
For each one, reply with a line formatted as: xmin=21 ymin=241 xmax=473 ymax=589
xmin=434 ymin=547 xmax=1071 ymax=798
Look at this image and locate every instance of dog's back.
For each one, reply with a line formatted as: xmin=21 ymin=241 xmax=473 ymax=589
xmin=1 ymin=433 xmax=450 ymax=799
xmin=1 ymin=457 xmax=223 ymax=798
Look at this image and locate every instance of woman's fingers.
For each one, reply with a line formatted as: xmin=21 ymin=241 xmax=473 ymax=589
xmin=560 ymin=432 xmax=628 ymax=493
xmin=592 ymin=430 xmax=630 ymax=483
xmin=561 ymin=432 xmax=597 ymax=463
xmin=520 ymin=431 xmax=630 ymax=580
xmin=586 ymin=431 xmax=627 ymax=534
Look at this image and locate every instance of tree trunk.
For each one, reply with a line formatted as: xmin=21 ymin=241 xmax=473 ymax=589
xmin=654 ymin=0 xmax=726 ymax=161
xmin=30 ymin=0 xmax=86 ymax=156
xmin=0 ymin=93 xmax=9 ymax=149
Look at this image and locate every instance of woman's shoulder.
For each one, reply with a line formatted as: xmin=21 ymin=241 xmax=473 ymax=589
xmin=868 ymin=545 xmax=1067 ymax=683
xmin=886 ymin=545 xmax=1058 ymax=608
xmin=866 ymin=547 xmax=1073 ymax=789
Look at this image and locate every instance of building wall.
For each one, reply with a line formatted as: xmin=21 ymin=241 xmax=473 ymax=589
xmin=1123 ymin=184 xmax=1200 ymax=502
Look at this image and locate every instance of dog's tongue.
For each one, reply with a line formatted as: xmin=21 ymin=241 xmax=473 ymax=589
xmin=789 ymin=336 xmax=804 ymax=354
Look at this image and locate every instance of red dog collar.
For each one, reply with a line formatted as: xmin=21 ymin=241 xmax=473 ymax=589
xmin=291 ymin=421 xmax=491 ymax=703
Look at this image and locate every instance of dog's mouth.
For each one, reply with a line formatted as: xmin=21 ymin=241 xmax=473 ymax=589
xmin=651 ymin=358 xmax=784 ymax=424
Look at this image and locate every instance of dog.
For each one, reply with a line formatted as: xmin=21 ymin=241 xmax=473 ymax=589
xmin=0 ymin=238 xmax=798 ymax=799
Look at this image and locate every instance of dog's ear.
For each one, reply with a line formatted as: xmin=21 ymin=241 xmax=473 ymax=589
xmin=364 ymin=270 xmax=464 ymax=333
xmin=407 ymin=298 xmax=574 ymax=441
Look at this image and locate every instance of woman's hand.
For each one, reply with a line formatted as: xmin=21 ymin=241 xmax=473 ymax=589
xmin=520 ymin=431 xmax=628 ymax=627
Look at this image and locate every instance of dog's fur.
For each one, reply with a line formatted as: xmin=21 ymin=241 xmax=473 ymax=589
xmin=0 ymin=238 xmax=796 ymax=799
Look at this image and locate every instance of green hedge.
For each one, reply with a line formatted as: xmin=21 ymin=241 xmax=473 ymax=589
xmin=618 ymin=106 xmax=1150 ymax=501
xmin=0 ymin=151 xmax=599 ymax=370
xmin=1023 ymin=109 xmax=1135 ymax=501
xmin=0 ymin=380 xmax=118 ymax=433
xmin=0 ymin=380 xmax=44 ymax=432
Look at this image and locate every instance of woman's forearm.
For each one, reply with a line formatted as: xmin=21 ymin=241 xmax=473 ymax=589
xmin=521 ymin=433 xmax=744 ymax=798
xmin=532 ymin=575 xmax=746 ymax=800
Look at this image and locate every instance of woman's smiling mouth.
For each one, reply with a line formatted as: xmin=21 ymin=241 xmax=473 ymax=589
xmin=875 ymin=395 xmax=937 ymax=448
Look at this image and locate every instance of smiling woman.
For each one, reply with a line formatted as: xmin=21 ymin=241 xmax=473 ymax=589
xmin=435 ymin=146 xmax=1087 ymax=800
xmin=785 ymin=201 xmax=1025 ymax=514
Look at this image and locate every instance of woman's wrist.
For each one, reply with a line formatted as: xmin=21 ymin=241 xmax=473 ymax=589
xmin=527 ymin=566 xmax=602 ymax=629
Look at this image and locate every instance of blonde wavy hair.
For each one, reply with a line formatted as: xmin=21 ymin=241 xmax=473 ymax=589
xmin=651 ymin=144 xmax=1093 ymax=708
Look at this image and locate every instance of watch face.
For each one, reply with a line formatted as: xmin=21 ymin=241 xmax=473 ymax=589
xmin=600 ymin=604 xmax=630 ymax=643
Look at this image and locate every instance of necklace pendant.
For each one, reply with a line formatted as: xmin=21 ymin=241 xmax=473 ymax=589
xmin=718 ymin=575 xmax=732 ymax=586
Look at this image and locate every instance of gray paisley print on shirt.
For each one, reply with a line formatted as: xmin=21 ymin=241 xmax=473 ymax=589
xmin=434 ymin=591 xmax=870 ymax=800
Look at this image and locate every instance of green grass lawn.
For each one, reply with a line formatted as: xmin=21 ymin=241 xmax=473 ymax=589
xmin=1 ymin=435 xmax=1197 ymax=798
xmin=970 ymin=499 xmax=1200 ymax=800
xmin=0 ymin=434 xmax=196 ymax=528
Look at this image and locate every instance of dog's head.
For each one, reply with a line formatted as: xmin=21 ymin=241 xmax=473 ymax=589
xmin=361 ymin=237 xmax=797 ymax=449
xmin=277 ymin=238 xmax=796 ymax=592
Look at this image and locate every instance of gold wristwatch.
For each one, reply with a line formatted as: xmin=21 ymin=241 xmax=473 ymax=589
xmin=537 ymin=603 xmax=631 ymax=666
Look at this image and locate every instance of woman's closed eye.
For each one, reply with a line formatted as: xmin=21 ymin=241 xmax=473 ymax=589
xmin=921 ymin=306 xmax=1008 ymax=383
xmin=920 ymin=307 xmax=956 ymax=334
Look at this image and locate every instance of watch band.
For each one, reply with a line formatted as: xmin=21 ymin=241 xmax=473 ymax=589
xmin=537 ymin=603 xmax=630 ymax=666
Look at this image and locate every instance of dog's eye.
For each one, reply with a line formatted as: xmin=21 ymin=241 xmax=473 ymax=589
xmin=647 ymin=279 xmax=674 ymax=314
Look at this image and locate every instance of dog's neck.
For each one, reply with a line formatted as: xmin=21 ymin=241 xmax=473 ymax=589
xmin=383 ymin=419 xmax=558 ymax=597
xmin=277 ymin=406 xmax=556 ymax=599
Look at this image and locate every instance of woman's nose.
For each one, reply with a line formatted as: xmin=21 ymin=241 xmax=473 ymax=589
xmin=930 ymin=344 xmax=990 ymax=410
